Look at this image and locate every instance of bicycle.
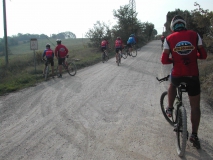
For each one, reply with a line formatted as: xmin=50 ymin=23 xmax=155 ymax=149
xmin=42 ymin=58 xmax=53 ymax=81
xmin=120 ymin=45 xmax=128 ymax=59
xmin=56 ymin=55 xmax=77 ymax=76
xmin=102 ymin=49 xmax=109 ymax=63
xmin=156 ymin=75 xmax=189 ymax=157
xmin=116 ymin=49 xmax=122 ymax=66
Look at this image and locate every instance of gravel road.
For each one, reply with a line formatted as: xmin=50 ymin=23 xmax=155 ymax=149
xmin=1 ymin=40 xmax=213 ymax=160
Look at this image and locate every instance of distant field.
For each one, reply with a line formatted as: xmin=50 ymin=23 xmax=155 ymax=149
xmin=6 ymin=38 xmax=91 ymax=55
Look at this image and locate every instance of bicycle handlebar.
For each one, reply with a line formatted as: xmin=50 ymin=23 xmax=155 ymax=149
xmin=156 ymin=75 xmax=170 ymax=83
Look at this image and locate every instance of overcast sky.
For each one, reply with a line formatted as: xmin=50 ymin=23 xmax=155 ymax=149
xmin=1 ymin=0 xmax=213 ymax=38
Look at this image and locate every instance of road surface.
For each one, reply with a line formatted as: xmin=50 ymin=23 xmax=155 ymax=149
xmin=1 ymin=40 xmax=213 ymax=160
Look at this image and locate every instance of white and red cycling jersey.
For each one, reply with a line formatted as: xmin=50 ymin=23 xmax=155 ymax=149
xmin=164 ymin=30 xmax=206 ymax=77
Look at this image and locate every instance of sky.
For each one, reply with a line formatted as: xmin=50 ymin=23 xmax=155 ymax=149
xmin=1 ymin=0 xmax=213 ymax=39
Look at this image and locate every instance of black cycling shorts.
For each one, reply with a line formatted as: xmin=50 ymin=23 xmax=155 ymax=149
xmin=101 ymin=47 xmax=107 ymax=52
xmin=46 ymin=57 xmax=54 ymax=66
xmin=58 ymin=58 xmax=65 ymax=65
xmin=127 ymin=43 xmax=132 ymax=48
xmin=171 ymin=76 xmax=200 ymax=96
xmin=115 ymin=48 xmax=122 ymax=53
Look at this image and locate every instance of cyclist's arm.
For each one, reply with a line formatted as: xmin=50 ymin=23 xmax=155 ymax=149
xmin=196 ymin=34 xmax=207 ymax=59
xmin=161 ymin=49 xmax=173 ymax=64
xmin=197 ymin=46 xmax=207 ymax=59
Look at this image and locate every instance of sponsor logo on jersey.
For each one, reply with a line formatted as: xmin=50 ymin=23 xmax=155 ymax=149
xmin=173 ymin=41 xmax=195 ymax=55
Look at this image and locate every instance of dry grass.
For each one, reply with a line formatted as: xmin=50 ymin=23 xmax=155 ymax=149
xmin=199 ymin=54 xmax=213 ymax=105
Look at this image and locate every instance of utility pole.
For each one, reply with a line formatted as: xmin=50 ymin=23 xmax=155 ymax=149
xmin=129 ymin=0 xmax=136 ymax=33
xmin=3 ymin=0 xmax=9 ymax=66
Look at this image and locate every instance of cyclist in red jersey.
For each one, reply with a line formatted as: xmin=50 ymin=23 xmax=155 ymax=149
xmin=55 ymin=39 xmax=69 ymax=78
xmin=42 ymin=43 xmax=54 ymax=77
xmin=161 ymin=15 xmax=207 ymax=149
xmin=114 ymin=37 xmax=124 ymax=63
xmin=101 ymin=38 xmax=110 ymax=51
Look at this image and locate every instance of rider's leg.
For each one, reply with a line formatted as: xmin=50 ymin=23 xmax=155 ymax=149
xmin=189 ymin=94 xmax=201 ymax=148
xmin=166 ymin=83 xmax=176 ymax=117
xmin=168 ymin=83 xmax=176 ymax=108
xmin=51 ymin=66 xmax=54 ymax=75
xmin=43 ymin=67 xmax=46 ymax=75
xmin=189 ymin=94 xmax=201 ymax=134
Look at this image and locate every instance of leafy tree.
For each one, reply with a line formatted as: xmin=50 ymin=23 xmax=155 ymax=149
xmin=85 ymin=21 xmax=112 ymax=47
xmin=112 ymin=5 xmax=156 ymax=46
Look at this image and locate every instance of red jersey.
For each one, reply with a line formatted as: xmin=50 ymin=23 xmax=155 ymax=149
xmin=101 ymin=40 xmax=109 ymax=47
xmin=166 ymin=30 xmax=200 ymax=77
xmin=43 ymin=49 xmax=54 ymax=58
xmin=55 ymin=44 xmax=68 ymax=58
xmin=115 ymin=39 xmax=123 ymax=48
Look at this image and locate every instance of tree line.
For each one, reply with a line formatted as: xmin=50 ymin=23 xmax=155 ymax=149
xmin=85 ymin=5 xmax=157 ymax=48
xmin=0 ymin=31 xmax=76 ymax=53
xmin=86 ymin=3 xmax=213 ymax=53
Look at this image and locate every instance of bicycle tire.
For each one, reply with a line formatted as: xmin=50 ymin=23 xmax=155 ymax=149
xmin=160 ymin=91 xmax=174 ymax=126
xmin=105 ymin=51 xmax=109 ymax=61
xmin=131 ymin=47 xmax=137 ymax=57
xmin=102 ymin=52 xmax=105 ymax=63
xmin=122 ymin=50 xmax=128 ymax=59
xmin=67 ymin=61 xmax=77 ymax=76
xmin=176 ymin=106 xmax=187 ymax=157
xmin=45 ymin=65 xmax=49 ymax=81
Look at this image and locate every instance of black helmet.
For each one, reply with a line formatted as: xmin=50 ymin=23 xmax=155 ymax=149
xmin=56 ymin=39 xmax=61 ymax=43
xmin=170 ymin=15 xmax=186 ymax=32
xmin=46 ymin=43 xmax=50 ymax=48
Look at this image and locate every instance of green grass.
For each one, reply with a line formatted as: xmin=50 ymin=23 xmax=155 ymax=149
xmin=0 ymin=38 xmax=115 ymax=95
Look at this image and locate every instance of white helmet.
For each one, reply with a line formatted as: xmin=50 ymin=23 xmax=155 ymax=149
xmin=170 ymin=15 xmax=186 ymax=32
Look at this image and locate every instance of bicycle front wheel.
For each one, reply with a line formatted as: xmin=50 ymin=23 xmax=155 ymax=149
xmin=67 ymin=61 xmax=77 ymax=76
xmin=176 ymin=106 xmax=187 ymax=157
xmin=131 ymin=47 xmax=137 ymax=57
xmin=160 ymin=91 xmax=174 ymax=126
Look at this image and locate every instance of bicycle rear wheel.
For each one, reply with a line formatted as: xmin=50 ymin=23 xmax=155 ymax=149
xmin=131 ymin=47 xmax=137 ymax=57
xmin=102 ymin=52 xmax=105 ymax=63
xmin=67 ymin=61 xmax=77 ymax=76
xmin=105 ymin=52 xmax=109 ymax=61
xmin=160 ymin=91 xmax=174 ymax=126
xmin=45 ymin=65 xmax=49 ymax=81
xmin=175 ymin=106 xmax=187 ymax=157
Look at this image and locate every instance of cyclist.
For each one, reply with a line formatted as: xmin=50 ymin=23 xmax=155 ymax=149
xmin=161 ymin=15 xmax=207 ymax=149
xmin=101 ymin=38 xmax=110 ymax=60
xmin=101 ymin=38 xmax=110 ymax=52
xmin=42 ymin=43 xmax=54 ymax=77
xmin=161 ymin=35 xmax=165 ymax=43
xmin=161 ymin=35 xmax=165 ymax=49
xmin=55 ymin=39 xmax=69 ymax=78
xmin=114 ymin=37 xmax=124 ymax=63
xmin=127 ymin=34 xmax=136 ymax=55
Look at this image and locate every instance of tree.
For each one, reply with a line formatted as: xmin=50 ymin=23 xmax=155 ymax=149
xmin=85 ymin=21 xmax=112 ymax=47
xmin=112 ymin=5 xmax=156 ymax=45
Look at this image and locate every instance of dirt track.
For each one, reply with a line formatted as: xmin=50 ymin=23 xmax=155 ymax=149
xmin=1 ymin=40 xmax=213 ymax=160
